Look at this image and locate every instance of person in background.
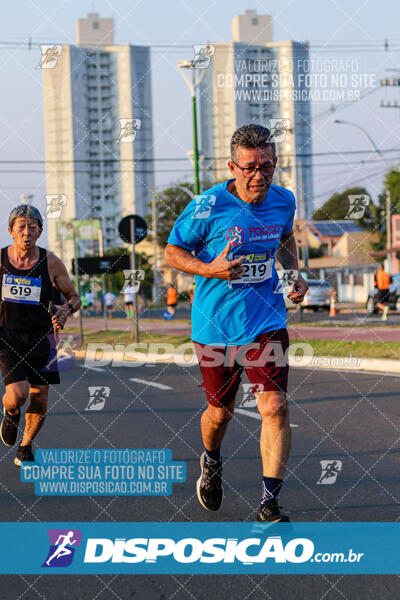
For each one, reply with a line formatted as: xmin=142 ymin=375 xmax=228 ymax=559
xmin=81 ymin=294 xmax=89 ymax=314
xmin=104 ymin=290 xmax=115 ymax=317
xmin=123 ymin=284 xmax=135 ymax=318
xmin=374 ymin=263 xmax=392 ymax=321
xmin=85 ymin=290 xmax=95 ymax=313
xmin=163 ymin=284 xmax=177 ymax=320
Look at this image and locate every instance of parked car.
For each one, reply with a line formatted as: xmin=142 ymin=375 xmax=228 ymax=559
xmin=366 ymin=272 xmax=400 ymax=314
xmin=285 ymin=279 xmax=333 ymax=311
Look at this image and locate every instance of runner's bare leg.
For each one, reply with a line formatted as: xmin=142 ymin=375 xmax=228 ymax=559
xmin=257 ymin=390 xmax=291 ymax=479
xmin=21 ymin=384 xmax=48 ymax=445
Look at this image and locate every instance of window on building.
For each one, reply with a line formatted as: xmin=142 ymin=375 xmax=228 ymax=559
xmin=354 ymin=273 xmax=364 ymax=286
xmin=92 ymin=21 xmax=99 ymax=29
xmin=252 ymin=18 xmax=259 ymax=25
xmin=342 ymin=273 xmax=350 ymax=285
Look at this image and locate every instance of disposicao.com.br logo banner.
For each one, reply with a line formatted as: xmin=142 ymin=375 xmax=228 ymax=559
xmin=0 ymin=523 xmax=398 ymax=574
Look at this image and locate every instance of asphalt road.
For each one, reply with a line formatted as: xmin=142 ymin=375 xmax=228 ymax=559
xmin=0 ymin=359 xmax=399 ymax=598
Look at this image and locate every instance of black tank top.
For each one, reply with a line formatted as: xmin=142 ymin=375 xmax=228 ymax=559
xmin=0 ymin=246 xmax=53 ymax=339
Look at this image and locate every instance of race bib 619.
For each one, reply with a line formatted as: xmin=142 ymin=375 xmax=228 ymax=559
xmin=2 ymin=275 xmax=42 ymax=304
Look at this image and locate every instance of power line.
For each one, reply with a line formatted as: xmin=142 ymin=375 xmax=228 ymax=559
xmin=1 ymin=147 xmax=400 ymax=164
xmin=0 ymin=38 xmax=400 ymax=52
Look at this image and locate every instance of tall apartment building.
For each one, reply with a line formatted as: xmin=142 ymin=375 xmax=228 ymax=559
xmin=199 ymin=9 xmax=313 ymax=218
xmin=42 ymin=13 xmax=153 ymax=266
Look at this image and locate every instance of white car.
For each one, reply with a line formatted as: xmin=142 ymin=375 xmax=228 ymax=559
xmin=285 ymin=279 xmax=333 ymax=311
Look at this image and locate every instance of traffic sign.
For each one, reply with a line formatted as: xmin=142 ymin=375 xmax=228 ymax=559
xmin=118 ymin=215 xmax=147 ymax=245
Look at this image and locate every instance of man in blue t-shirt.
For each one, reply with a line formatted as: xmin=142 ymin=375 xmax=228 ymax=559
xmin=165 ymin=124 xmax=309 ymax=522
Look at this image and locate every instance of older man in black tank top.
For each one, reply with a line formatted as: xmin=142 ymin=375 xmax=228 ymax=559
xmin=0 ymin=205 xmax=81 ymax=466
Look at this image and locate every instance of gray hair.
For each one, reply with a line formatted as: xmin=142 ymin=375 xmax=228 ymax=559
xmin=8 ymin=204 xmax=43 ymax=231
xmin=230 ymin=124 xmax=276 ymax=161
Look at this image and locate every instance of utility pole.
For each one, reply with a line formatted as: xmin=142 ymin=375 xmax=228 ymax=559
xmin=380 ymin=74 xmax=400 ymax=109
xmin=297 ymin=158 xmax=308 ymax=269
xmin=130 ymin=218 xmax=139 ymax=343
xmin=72 ymin=227 xmax=84 ymax=345
xmin=151 ymin=191 xmax=159 ymax=305
xmin=386 ymin=189 xmax=392 ymax=271
xmin=98 ymin=228 xmax=107 ymax=331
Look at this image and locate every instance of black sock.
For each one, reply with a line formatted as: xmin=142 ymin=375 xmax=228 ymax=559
xmin=261 ymin=477 xmax=283 ymax=505
xmin=204 ymin=446 xmax=221 ymax=463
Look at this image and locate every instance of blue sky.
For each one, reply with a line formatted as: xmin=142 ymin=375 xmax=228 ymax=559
xmin=0 ymin=0 xmax=400 ymax=247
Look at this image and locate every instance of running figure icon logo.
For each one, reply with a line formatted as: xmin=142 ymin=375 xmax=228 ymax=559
xmin=345 ymin=195 xmax=370 ymax=219
xmin=86 ymin=386 xmax=110 ymax=411
xmin=118 ymin=118 xmax=141 ymax=142
xmin=45 ymin=194 xmax=67 ymax=219
xmin=42 ymin=529 xmax=82 ymax=567
xmin=268 ymin=118 xmax=291 ymax=143
xmin=192 ymin=195 xmax=216 ymax=219
xmin=37 ymin=45 xmax=62 ymax=69
xmin=192 ymin=44 xmax=215 ymax=69
xmin=238 ymin=383 xmax=264 ymax=408
xmin=274 ymin=269 xmax=299 ymax=294
xmin=122 ymin=269 xmax=145 ymax=294
xmin=226 ymin=226 xmax=245 ymax=246
xmin=317 ymin=460 xmax=342 ymax=485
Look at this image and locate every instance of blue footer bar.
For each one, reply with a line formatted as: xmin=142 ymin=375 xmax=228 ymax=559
xmin=0 ymin=522 xmax=398 ymax=574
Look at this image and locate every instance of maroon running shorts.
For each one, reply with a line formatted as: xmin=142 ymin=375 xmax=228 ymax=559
xmin=194 ymin=328 xmax=289 ymax=407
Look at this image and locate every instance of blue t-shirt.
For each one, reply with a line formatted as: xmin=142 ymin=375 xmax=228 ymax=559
xmin=167 ymin=180 xmax=296 ymax=346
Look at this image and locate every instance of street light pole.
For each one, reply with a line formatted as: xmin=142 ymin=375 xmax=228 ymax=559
xmin=333 ymin=120 xmax=389 ymax=165
xmin=333 ymin=119 xmax=393 ymax=269
xmin=191 ymin=69 xmax=200 ymax=195
xmin=178 ymin=59 xmax=208 ymax=196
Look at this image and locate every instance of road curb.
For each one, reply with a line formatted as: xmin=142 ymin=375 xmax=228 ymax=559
xmin=72 ymin=347 xmax=400 ymax=374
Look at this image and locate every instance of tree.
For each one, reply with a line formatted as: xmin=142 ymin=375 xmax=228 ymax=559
xmin=384 ymin=169 xmax=400 ymax=215
xmin=370 ymin=169 xmax=400 ymax=255
xmin=312 ymin=186 xmax=374 ymax=229
xmin=146 ymin=181 xmax=195 ymax=247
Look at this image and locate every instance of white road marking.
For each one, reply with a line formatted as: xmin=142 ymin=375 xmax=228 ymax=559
xmin=129 ymin=378 xmax=172 ymax=390
xmin=235 ymin=408 xmax=298 ymax=427
xmin=80 ymin=365 xmax=105 ymax=372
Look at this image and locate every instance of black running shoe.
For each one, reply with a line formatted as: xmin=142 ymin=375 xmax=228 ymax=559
xmin=0 ymin=407 xmax=20 ymax=447
xmin=14 ymin=444 xmax=35 ymax=467
xmin=196 ymin=452 xmax=223 ymax=511
xmin=257 ymin=499 xmax=290 ymax=522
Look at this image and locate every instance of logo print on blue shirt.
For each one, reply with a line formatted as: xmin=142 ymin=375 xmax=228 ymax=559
xmin=227 ymin=226 xmax=244 ymax=246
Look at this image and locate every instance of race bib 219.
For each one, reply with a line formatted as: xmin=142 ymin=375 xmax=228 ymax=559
xmin=228 ymin=251 xmax=273 ymax=287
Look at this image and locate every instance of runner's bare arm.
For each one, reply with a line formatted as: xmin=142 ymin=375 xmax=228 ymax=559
xmin=47 ymin=252 xmax=81 ymax=328
xmin=276 ymin=230 xmax=308 ymax=303
xmin=164 ymin=241 xmax=245 ymax=281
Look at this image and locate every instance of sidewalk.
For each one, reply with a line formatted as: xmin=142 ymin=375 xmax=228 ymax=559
xmin=75 ymin=317 xmax=400 ymax=342
xmin=289 ymin=326 xmax=400 ymax=343
xmin=74 ymin=316 xmax=192 ymax=336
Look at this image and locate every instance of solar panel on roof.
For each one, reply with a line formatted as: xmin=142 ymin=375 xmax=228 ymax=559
xmin=310 ymin=221 xmax=363 ymax=236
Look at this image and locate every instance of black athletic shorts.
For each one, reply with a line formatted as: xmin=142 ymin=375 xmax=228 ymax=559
xmin=376 ymin=289 xmax=390 ymax=304
xmin=0 ymin=329 xmax=60 ymax=387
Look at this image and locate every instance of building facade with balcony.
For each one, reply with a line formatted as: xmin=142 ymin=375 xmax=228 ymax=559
xmin=199 ymin=9 xmax=313 ymax=218
xmin=42 ymin=13 xmax=153 ymax=268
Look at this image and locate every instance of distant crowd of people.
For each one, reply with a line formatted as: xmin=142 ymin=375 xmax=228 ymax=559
xmin=80 ymin=281 xmax=195 ymax=320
